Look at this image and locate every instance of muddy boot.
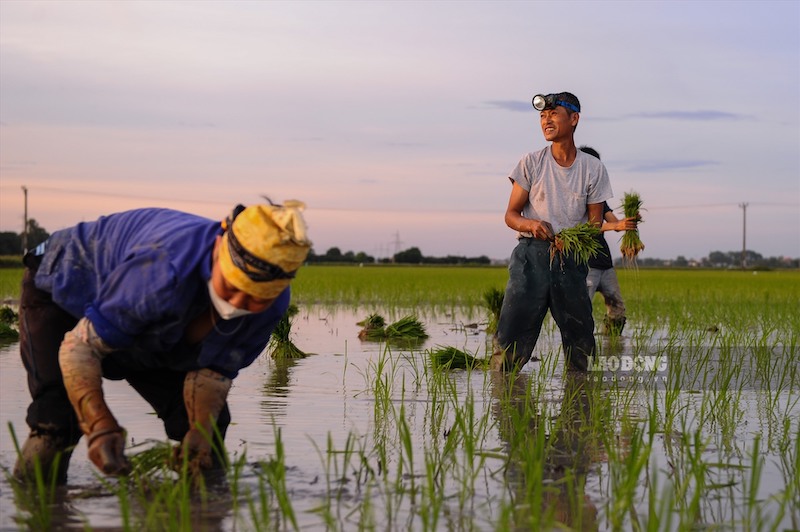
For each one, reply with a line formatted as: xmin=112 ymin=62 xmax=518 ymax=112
xmin=13 ymin=431 xmax=72 ymax=485
xmin=603 ymin=316 xmax=626 ymax=336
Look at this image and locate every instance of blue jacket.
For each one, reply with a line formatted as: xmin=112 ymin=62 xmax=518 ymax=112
xmin=34 ymin=208 xmax=288 ymax=378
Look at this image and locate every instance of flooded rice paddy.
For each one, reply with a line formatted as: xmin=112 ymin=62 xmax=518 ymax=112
xmin=0 ymin=303 xmax=798 ymax=531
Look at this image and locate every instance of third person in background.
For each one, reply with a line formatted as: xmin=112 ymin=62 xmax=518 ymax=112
xmin=578 ymin=145 xmax=637 ymax=336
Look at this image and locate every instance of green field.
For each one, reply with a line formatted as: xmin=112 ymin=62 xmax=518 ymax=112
xmin=3 ymin=264 xmax=799 ymax=529
xmin=3 ymin=265 xmax=799 ymax=329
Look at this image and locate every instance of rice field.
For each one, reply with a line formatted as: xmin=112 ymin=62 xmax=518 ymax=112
xmin=0 ymin=265 xmax=798 ymax=530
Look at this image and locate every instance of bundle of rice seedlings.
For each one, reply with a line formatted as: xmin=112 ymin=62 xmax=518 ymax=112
xmin=357 ymin=313 xmax=386 ymax=329
xmin=357 ymin=313 xmax=387 ymax=340
xmin=429 ymin=346 xmax=488 ymax=370
xmin=549 ymin=222 xmax=603 ymax=269
xmin=0 ymin=306 xmax=19 ymax=341
xmin=483 ymin=287 xmax=504 ymax=334
xmin=385 ymin=315 xmax=428 ymax=340
xmin=620 ymin=191 xmax=645 ymax=264
xmin=268 ymin=304 xmax=307 ymax=359
xmin=127 ymin=440 xmax=175 ymax=478
xmin=359 ymin=314 xmax=428 ymax=341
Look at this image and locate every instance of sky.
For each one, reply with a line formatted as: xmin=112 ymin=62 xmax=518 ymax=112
xmin=1 ymin=0 xmax=798 ymax=262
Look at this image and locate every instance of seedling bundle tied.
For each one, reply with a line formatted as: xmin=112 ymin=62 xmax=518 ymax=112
xmin=549 ymin=222 xmax=603 ymax=269
xmin=620 ymin=191 xmax=645 ymax=264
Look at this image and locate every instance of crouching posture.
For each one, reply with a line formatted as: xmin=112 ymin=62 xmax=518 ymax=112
xmin=14 ymin=200 xmax=311 ymax=483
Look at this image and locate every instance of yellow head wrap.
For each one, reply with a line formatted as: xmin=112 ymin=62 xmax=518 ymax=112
xmin=218 ymin=200 xmax=311 ymax=299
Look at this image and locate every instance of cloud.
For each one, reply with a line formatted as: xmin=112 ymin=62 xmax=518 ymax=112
xmin=625 ymin=160 xmax=719 ymax=173
xmin=630 ymin=110 xmax=749 ymax=121
xmin=482 ymin=100 xmax=531 ymax=113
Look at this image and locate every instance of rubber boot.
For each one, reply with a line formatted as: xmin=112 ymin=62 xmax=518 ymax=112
xmin=13 ymin=431 xmax=72 ymax=485
xmin=603 ymin=316 xmax=626 ymax=336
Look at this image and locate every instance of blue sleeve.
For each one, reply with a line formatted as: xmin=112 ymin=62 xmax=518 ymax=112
xmin=88 ymin=249 xmax=191 ymax=348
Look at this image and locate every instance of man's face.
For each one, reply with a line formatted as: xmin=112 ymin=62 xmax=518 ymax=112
xmin=210 ymin=236 xmax=275 ymax=313
xmin=539 ymin=106 xmax=579 ymax=142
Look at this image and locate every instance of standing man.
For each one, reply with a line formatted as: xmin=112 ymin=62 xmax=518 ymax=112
xmin=579 ymin=146 xmax=637 ymax=336
xmin=14 ymin=199 xmax=311 ymax=484
xmin=492 ymin=92 xmax=613 ymax=372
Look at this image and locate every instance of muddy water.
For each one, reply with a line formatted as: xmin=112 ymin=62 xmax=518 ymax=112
xmin=0 ymin=307 xmax=501 ymax=529
xmin=0 ymin=307 xmax=796 ymax=530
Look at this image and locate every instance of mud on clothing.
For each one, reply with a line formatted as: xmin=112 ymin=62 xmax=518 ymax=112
xmin=20 ymin=207 xmax=288 ymax=443
xmin=494 ymin=239 xmax=596 ymax=371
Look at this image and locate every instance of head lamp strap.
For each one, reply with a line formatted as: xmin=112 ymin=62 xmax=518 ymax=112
xmin=555 ymin=99 xmax=580 ymax=113
xmin=227 ymin=229 xmax=296 ymax=282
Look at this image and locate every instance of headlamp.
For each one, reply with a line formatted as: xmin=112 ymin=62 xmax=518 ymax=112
xmin=532 ymin=93 xmax=580 ymax=113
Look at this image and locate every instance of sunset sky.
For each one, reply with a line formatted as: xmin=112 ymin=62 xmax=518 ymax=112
xmin=1 ymin=0 xmax=798 ymax=261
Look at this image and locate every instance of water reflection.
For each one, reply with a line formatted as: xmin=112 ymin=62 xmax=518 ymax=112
xmin=491 ymin=370 xmax=602 ymax=531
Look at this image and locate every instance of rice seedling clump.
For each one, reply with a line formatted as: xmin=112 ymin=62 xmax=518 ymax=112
xmin=268 ymin=304 xmax=307 ymax=358
xmin=357 ymin=314 xmax=428 ymax=341
xmin=429 ymin=346 xmax=488 ymax=370
xmin=620 ymin=191 xmax=645 ymax=264
xmin=550 ymin=222 xmax=603 ymax=268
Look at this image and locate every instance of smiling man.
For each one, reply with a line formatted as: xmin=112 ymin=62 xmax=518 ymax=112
xmin=14 ymin=200 xmax=311 ymax=483
xmin=492 ymin=92 xmax=613 ymax=373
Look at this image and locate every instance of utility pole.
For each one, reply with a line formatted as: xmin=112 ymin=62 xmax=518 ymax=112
xmin=739 ymin=202 xmax=748 ymax=270
xmin=21 ymin=186 xmax=28 ymax=253
xmin=391 ymin=231 xmax=403 ymax=263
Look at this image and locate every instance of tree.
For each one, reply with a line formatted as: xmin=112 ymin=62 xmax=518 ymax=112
xmin=324 ymin=247 xmax=343 ymax=261
xmin=0 ymin=232 xmax=22 ymax=255
xmin=25 ymin=218 xmax=49 ymax=250
xmin=394 ymin=247 xmax=423 ymax=264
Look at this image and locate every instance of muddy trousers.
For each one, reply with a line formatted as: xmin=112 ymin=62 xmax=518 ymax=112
xmin=493 ymin=238 xmax=596 ymax=372
xmin=17 ymin=255 xmax=230 ymax=481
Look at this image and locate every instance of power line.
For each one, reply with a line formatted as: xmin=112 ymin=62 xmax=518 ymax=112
xmin=2 ymin=184 xmax=798 ymax=215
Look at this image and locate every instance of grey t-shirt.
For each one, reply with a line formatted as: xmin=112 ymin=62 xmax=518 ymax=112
xmin=509 ymin=146 xmax=613 ymax=237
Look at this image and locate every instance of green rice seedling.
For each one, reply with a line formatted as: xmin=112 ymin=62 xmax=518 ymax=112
xmin=357 ymin=313 xmax=387 ymax=340
xmin=603 ymin=418 xmax=655 ymax=531
xmin=482 ymin=287 xmax=504 ymax=334
xmin=0 ymin=306 xmax=19 ymax=340
xmin=620 ymin=191 xmax=645 ymax=264
xmin=268 ymin=304 xmax=307 ymax=359
xmin=253 ymin=426 xmax=298 ymax=531
xmin=428 ymin=345 xmax=488 ymax=370
xmin=360 ymin=314 xmax=428 ymax=343
xmin=6 ymin=424 xmax=59 ymax=531
xmin=549 ymin=222 xmax=603 ymax=269
xmin=385 ymin=315 xmax=428 ymax=340
xmin=357 ymin=313 xmax=386 ymax=329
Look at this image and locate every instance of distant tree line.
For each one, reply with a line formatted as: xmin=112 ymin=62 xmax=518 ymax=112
xmin=0 ymin=219 xmax=49 ymax=255
xmin=308 ymin=246 xmax=491 ymax=265
xmin=0 ymin=223 xmax=796 ymax=270
xmin=615 ymin=250 xmax=799 ymax=269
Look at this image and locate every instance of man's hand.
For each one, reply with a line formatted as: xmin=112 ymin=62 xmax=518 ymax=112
xmin=611 ymin=216 xmax=638 ymax=232
xmin=174 ymin=368 xmax=232 ymax=475
xmin=173 ymin=428 xmax=213 ymax=475
xmin=87 ymin=429 xmax=130 ymax=475
xmin=530 ymin=220 xmax=555 ymax=241
xmin=59 ymin=318 xmax=130 ymax=477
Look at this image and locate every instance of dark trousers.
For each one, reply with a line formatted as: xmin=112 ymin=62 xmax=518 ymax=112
xmin=494 ymin=238 xmax=596 ymax=371
xmin=18 ymin=254 xmax=230 ymax=446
